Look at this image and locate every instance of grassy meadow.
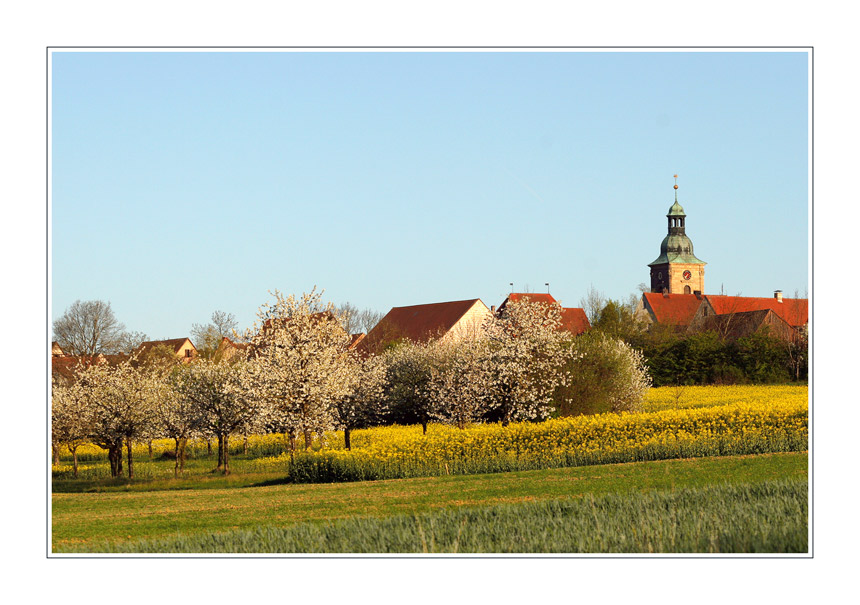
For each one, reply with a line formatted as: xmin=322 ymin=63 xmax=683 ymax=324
xmin=82 ymin=478 xmax=808 ymax=554
xmin=51 ymin=385 xmax=810 ymax=554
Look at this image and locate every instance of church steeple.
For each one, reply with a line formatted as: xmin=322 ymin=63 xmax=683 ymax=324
xmin=648 ymin=175 xmax=706 ymax=295
xmin=667 ymin=174 xmax=687 ymax=235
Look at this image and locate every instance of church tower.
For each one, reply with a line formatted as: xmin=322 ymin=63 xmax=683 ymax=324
xmin=648 ymin=176 xmax=706 ymax=294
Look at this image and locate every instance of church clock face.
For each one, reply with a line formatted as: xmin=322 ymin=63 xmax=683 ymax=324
xmin=683 ymin=270 xmax=692 ymax=280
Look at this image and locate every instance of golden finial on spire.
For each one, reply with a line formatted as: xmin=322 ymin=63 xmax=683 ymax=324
xmin=673 ymin=174 xmax=679 ymax=190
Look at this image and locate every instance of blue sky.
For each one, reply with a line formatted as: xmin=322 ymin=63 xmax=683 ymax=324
xmin=50 ymin=50 xmax=809 ymax=339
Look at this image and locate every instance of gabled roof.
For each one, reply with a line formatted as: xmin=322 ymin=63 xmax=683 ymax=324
xmin=560 ymin=308 xmax=590 ymax=335
xmin=358 ymin=299 xmax=486 ymax=354
xmin=704 ymin=295 xmax=808 ymax=327
xmin=51 ymin=341 xmax=65 ymax=356
xmin=134 ymin=338 xmax=196 ymax=356
xmin=641 ymin=293 xmax=702 ymax=326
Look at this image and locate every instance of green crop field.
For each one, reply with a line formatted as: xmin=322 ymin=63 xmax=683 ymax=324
xmin=82 ymin=478 xmax=808 ymax=554
xmin=53 ymin=451 xmax=807 ymax=552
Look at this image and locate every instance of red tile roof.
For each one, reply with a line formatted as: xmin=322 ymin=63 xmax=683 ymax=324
xmin=704 ymin=295 xmax=808 ymax=327
xmin=642 ymin=293 xmax=703 ymax=326
xmin=560 ymin=307 xmax=591 ymax=335
xmin=358 ymin=299 xmax=485 ymax=354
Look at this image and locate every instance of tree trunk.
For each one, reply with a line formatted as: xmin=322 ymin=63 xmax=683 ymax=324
xmin=179 ymin=437 xmax=187 ymax=472
xmin=108 ymin=444 xmax=117 ymax=477
xmin=243 ymin=433 xmax=248 ymax=455
xmin=222 ymin=433 xmax=230 ymax=475
xmin=344 ymin=427 xmax=352 ymax=451
xmin=126 ymin=436 xmax=134 ymax=479
xmin=107 ymin=439 xmax=123 ymax=477
xmin=216 ymin=434 xmax=224 ymax=471
xmin=52 ymin=443 xmax=60 ymax=465
xmin=288 ymin=429 xmax=297 ymax=452
xmin=207 ymin=439 xmax=212 ymax=456
xmin=174 ymin=438 xmax=180 ymax=477
xmin=72 ymin=447 xmax=79 ymax=478
xmin=422 ymin=421 xmax=428 ymax=435
xmin=303 ymin=429 xmax=312 ymax=451
xmin=148 ymin=440 xmax=153 ymax=459
xmin=107 ymin=447 xmax=117 ymax=477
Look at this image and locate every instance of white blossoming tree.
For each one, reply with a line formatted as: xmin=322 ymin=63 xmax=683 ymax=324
xmin=383 ymin=340 xmax=439 ymax=435
xmin=51 ymin=380 xmax=92 ymax=477
xmin=427 ymin=337 xmax=490 ymax=429
xmin=332 ymin=353 xmax=387 ymax=449
xmin=241 ymin=288 xmax=353 ymax=452
xmin=174 ymin=358 xmax=261 ymax=475
xmin=481 ymin=299 xmax=578 ymax=426
xmin=157 ymin=371 xmax=200 ymax=476
xmin=75 ymin=358 xmax=160 ymax=478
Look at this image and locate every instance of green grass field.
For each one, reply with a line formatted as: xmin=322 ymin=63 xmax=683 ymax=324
xmin=52 ymin=451 xmax=807 ymax=552
xmin=81 ymin=478 xmax=808 ymax=554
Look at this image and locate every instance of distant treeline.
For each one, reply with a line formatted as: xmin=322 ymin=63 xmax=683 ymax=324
xmin=590 ymin=300 xmax=808 ymax=386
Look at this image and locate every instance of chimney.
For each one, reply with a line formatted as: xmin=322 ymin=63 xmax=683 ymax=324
xmin=662 ymin=287 xmax=669 ymax=298
xmin=774 ymin=290 xmax=783 ymax=303
xmin=490 ymin=305 xmax=496 ymax=314
xmin=694 ymin=290 xmax=702 ymax=300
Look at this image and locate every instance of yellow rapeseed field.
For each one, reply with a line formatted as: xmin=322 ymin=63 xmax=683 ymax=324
xmin=247 ymin=385 xmax=809 ymax=473
xmin=55 ymin=385 xmax=809 ymax=477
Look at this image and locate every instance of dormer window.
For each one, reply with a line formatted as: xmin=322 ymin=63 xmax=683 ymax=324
xmin=185 ymin=349 xmax=192 ymax=358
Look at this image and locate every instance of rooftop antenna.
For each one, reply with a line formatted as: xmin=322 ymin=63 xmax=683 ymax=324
xmin=545 ymin=282 xmax=550 ymax=293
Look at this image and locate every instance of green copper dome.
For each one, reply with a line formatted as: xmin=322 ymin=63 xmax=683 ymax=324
xmin=648 ymin=184 xmax=706 ymax=266
xmin=667 ymin=199 xmax=686 ymax=217
xmin=648 ymin=232 xmax=706 ymax=266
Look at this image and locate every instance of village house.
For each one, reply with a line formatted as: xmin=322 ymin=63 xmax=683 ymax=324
xmin=356 ymin=298 xmax=493 ymax=355
xmin=133 ymin=337 xmax=198 ymax=362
